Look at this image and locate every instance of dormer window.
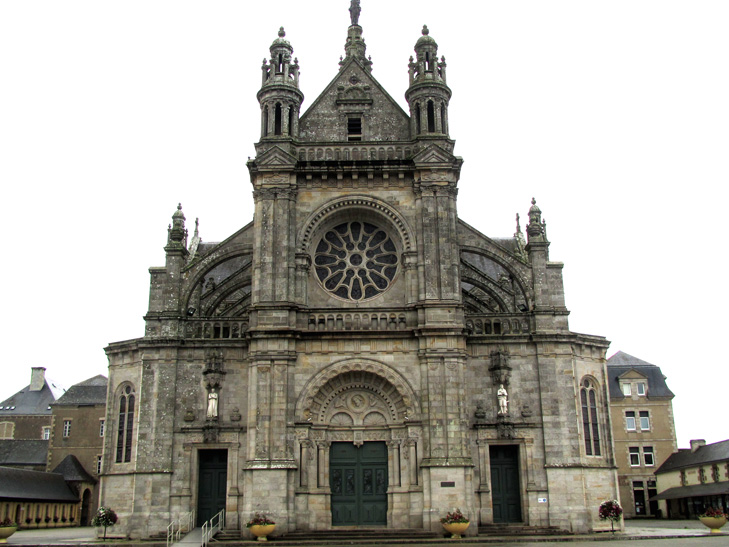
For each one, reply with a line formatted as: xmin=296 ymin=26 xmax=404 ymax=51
xmin=348 ymin=117 xmax=362 ymax=141
xmin=637 ymin=382 xmax=646 ymax=396
xmin=622 ymin=383 xmax=632 ymax=396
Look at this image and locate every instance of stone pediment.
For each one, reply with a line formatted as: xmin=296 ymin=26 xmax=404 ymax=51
xmin=412 ymin=144 xmax=456 ymax=166
xmin=618 ymin=369 xmax=648 ymax=380
xmin=299 ymin=58 xmax=410 ymax=142
xmin=254 ymin=146 xmax=298 ymax=168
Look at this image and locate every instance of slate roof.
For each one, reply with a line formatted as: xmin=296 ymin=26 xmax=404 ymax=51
xmin=606 ymin=351 xmax=675 ymax=400
xmin=0 ymin=381 xmax=59 ymax=415
xmin=651 ymin=481 xmax=729 ymax=501
xmin=0 ymin=440 xmax=49 ymax=466
xmin=52 ymin=375 xmax=107 ymax=406
xmin=0 ymin=466 xmax=78 ymax=502
xmin=52 ymin=454 xmax=96 ymax=484
xmin=655 ymin=439 xmax=729 ymax=474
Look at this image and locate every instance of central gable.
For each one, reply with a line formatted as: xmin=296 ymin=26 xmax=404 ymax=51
xmin=299 ymin=58 xmax=411 ymax=142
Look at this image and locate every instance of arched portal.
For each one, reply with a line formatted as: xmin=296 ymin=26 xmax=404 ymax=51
xmin=295 ymin=360 xmax=422 ymax=528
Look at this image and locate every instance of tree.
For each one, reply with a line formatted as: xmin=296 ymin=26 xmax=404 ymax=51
xmin=91 ymin=506 xmax=118 ymax=540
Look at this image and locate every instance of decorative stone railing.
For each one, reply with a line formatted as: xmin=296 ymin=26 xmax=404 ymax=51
xmin=465 ymin=315 xmax=531 ymax=336
xmin=304 ymin=310 xmax=416 ymax=332
xmin=183 ymin=319 xmax=249 ymax=339
xmin=296 ymin=145 xmax=416 ymax=162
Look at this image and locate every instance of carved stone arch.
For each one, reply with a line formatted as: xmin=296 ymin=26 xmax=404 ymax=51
xmin=202 ymin=279 xmax=252 ymax=317
xmin=298 ymin=195 xmax=415 ymax=253
xmin=297 ymin=358 xmax=419 ymax=423
xmin=461 ymin=273 xmax=510 ymax=313
xmin=183 ymin=251 xmax=253 ymax=314
xmin=460 ymin=245 xmax=532 ymax=302
xmin=459 ymin=247 xmax=532 ymax=310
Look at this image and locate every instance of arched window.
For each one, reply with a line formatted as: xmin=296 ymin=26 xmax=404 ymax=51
xmin=274 ymin=103 xmax=282 ymax=136
xmin=415 ymin=104 xmax=421 ymax=134
xmin=440 ymin=103 xmax=447 ymax=134
xmin=427 ymin=100 xmax=435 ymax=133
xmin=288 ymin=107 xmax=294 ymax=136
xmin=263 ymin=107 xmax=269 ymax=137
xmin=116 ymin=384 xmax=135 ymax=463
xmin=581 ymin=378 xmax=601 ymax=456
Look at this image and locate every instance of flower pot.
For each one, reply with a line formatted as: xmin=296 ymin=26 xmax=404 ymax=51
xmin=442 ymin=521 xmax=470 ymax=538
xmin=0 ymin=526 xmax=18 ymax=543
xmin=249 ymin=524 xmax=275 ymax=541
xmin=699 ymin=516 xmax=727 ymax=534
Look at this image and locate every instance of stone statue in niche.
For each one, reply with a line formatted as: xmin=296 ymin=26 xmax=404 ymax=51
xmin=497 ymin=384 xmax=509 ymax=416
xmin=207 ymin=388 xmax=219 ymax=419
xmin=474 ymin=401 xmax=487 ymax=422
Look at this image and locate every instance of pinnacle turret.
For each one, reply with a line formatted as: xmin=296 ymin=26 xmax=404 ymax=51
xmin=257 ymin=27 xmax=304 ymax=141
xmin=405 ymin=25 xmax=451 ymax=138
xmin=340 ymin=0 xmax=372 ymax=72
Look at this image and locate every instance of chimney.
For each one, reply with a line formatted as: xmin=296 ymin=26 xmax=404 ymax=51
xmin=690 ymin=439 xmax=706 ymax=453
xmin=30 ymin=367 xmax=46 ymax=392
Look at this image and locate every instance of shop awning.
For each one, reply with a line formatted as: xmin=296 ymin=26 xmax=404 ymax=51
xmin=651 ymin=481 xmax=729 ymax=501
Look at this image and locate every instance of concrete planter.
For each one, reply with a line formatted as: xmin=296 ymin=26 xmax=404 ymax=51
xmin=699 ymin=516 xmax=727 ymax=534
xmin=0 ymin=526 xmax=18 ymax=543
xmin=442 ymin=521 xmax=470 ymax=538
xmin=249 ymin=524 xmax=275 ymax=541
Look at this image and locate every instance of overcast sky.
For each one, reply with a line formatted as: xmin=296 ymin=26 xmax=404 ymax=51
xmin=1 ymin=1 xmax=727 ymax=450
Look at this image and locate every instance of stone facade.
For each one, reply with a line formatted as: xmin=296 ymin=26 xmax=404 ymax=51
xmin=47 ymin=375 xmax=107 ymax=525
xmin=100 ymin=4 xmax=619 ymax=538
xmin=606 ymin=352 xmax=677 ymax=518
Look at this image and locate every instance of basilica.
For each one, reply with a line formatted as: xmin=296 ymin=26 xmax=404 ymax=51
xmin=100 ymin=3 xmax=619 ymax=538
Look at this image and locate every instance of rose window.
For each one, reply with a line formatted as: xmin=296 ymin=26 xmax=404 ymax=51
xmin=314 ymin=221 xmax=398 ymax=301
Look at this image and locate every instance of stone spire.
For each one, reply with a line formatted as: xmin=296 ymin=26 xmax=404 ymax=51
xmin=526 ymin=198 xmax=547 ymax=243
xmin=341 ymin=0 xmax=372 ymax=71
xmin=166 ymin=203 xmax=187 ymax=251
xmin=405 ymin=25 xmax=452 ymax=138
xmin=257 ymin=27 xmax=304 ymax=141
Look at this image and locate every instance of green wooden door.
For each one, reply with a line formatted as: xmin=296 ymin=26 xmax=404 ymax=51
xmin=330 ymin=442 xmax=388 ymax=525
xmin=197 ymin=449 xmax=227 ymax=526
xmin=490 ymin=445 xmax=522 ymax=523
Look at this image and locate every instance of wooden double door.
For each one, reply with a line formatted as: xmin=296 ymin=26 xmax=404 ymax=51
xmin=330 ymin=442 xmax=388 ymax=525
xmin=490 ymin=445 xmax=522 ymax=523
xmin=197 ymin=449 xmax=227 ymax=526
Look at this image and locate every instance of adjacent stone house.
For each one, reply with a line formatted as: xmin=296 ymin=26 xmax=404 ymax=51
xmin=100 ymin=3 xmax=619 ymax=538
xmin=0 ymin=368 xmax=64 ymax=472
xmin=47 ymin=375 xmax=108 ymax=525
xmin=653 ymin=439 xmax=729 ymax=518
xmin=606 ymin=351 xmax=677 ymax=518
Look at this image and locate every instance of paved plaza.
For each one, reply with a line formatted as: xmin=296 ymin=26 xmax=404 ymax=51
xmin=4 ymin=520 xmax=726 ymax=546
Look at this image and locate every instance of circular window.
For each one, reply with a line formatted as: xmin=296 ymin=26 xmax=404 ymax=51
xmin=314 ymin=221 xmax=398 ymax=301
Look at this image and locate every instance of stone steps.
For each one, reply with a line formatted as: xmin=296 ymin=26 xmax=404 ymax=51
xmin=478 ymin=524 xmax=566 ymax=536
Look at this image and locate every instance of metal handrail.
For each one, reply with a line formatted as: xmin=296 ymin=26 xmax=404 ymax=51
xmin=202 ymin=509 xmax=225 ymax=546
xmin=166 ymin=510 xmax=196 ymax=547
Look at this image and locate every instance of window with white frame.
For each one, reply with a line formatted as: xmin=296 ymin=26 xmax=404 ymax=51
xmin=0 ymin=422 xmax=14 ymax=440
xmin=643 ymin=446 xmax=654 ymax=466
xmin=622 ymin=383 xmax=632 ymax=396
xmin=62 ymin=420 xmax=71 ymax=438
xmin=629 ymin=446 xmax=640 ymax=466
xmin=637 ymin=382 xmax=646 ymax=395
xmin=42 ymin=426 xmax=51 ymax=440
xmin=639 ymin=411 xmax=650 ymax=431
xmin=625 ymin=411 xmax=636 ymax=431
